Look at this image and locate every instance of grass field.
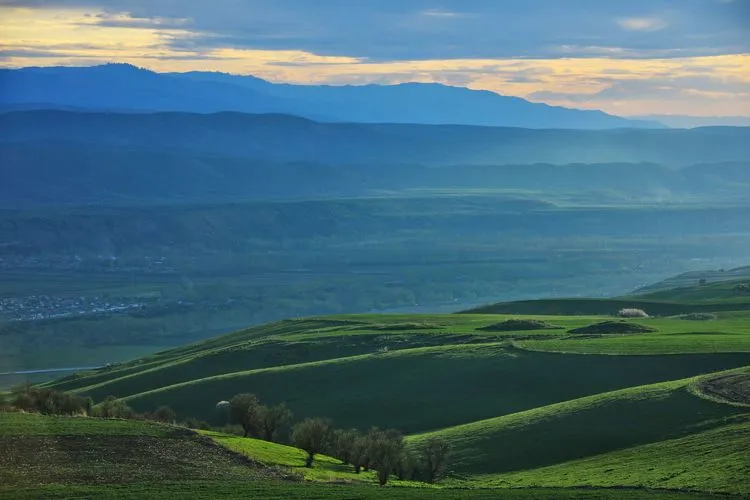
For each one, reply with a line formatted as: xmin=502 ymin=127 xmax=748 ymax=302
xmin=408 ymin=373 xmax=748 ymax=477
xmin=0 ymin=413 xmax=730 ymax=499
xmin=477 ymin=418 xmax=750 ymax=495
xmin=6 ymin=277 xmax=750 ymax=497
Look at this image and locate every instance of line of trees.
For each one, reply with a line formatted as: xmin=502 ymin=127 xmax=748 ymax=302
xmin=290 ymin=418 xmax=451 ymax=485
xmin=6 ymin=385 xmax=451 ymax=486
xmin=6 ymin=385 xmax=192 ymax=427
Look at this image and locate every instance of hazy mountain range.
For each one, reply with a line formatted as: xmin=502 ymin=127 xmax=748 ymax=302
xmin=1 ymin=109 xmax=749 ymax=208
xmin=0 ymin=63 xmax=663 ymax=130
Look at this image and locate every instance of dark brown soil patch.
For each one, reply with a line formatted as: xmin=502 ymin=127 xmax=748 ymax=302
xmin=697 ymin=373 xmax=750 ymax=406
xmin=478 ymin=319 xmax=562 ymax=332
xmin=0 ymin=434 xmax=296 ymax=486
xmin=568 ymin=321 xmax=658 ymax=335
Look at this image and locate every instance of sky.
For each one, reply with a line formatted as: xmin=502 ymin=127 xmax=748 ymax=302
xmin=0 ymin=0 xmax=749 ymax=117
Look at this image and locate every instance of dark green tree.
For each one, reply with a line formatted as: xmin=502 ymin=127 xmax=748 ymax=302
xmin=153 ymin=405 xmax=177 ymax=423
xmin=229 ymin=393 xmax=262 ymax=437
xmin=421 ymin=437 xmax=451 ymax=483
xmin=332 ymin=428 xmax=360 ymax=465
xmin=260 ymin=403 xmax=293 ymax=442
xmin=366 ymin=428 xmax=405 ymax=486
xmin=291 ymin=418 xmax=333 ymax=467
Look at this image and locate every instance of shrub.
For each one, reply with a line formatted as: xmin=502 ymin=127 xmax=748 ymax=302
xmin=677 ymin=313 xmax=718 ymax=321
xmin=617 ymin=308 xmax=649 ymax=318
xmin=93 ymin=396 xmax=135 ymax=419
xmin=182 ymin=418 xmax=212 ymax=430
xmin=214 ymin=424 xmax=244 ymax=436
xmin=10 ymin=384 xmax=91 ymax=416
xmin=153 ymin=405 xmax=177 ymax=423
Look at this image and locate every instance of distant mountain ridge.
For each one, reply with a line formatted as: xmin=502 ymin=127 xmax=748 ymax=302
xmin=2 ymin=110 xmax=747 ymax=168
xmin=0 ymin=63 xmax=661 ymax=129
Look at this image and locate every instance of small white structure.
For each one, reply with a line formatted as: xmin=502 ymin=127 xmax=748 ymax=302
xmin=216 ymin=400 xmax=230 ymax=410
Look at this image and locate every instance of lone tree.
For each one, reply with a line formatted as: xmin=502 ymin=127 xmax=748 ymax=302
xmin=260 ymin=403 xmax=293 ymax=442
xmin=422 ymin=437 xmax=451 ymax=483
xmin=229 ymin=393 xmax=262 ymax=437
xmin=291 ymin=417 xmax=333 ymax=467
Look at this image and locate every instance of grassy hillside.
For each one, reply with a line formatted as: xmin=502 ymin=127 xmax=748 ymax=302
xmin=11 ymin=280 xmax=750 ymax=497
xmin=635 ymin=265 xmax=750 ymax=294
xmin=36 ymin=311 xmax=749 ymax=433
xmin=475 ymin=417 xmax=750 ymax=495
xmin=465 ymin=278 xmax=750 ymax=316
xmin=408 ymin=372 xmax=748 ymax=478
xmin=1 ymin=412 xmax=701 ymax=499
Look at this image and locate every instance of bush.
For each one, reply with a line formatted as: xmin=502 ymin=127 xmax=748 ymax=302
xmin=153 ymin=405 xmax=177 ymax=423
xmin=93 ymin=396 xmax=135 ymax=419
xmin=676 ymin=313 xmax=718 ymax=321
xmin=617 ymin=308 xmax=649 ymax=318
xmin=213 ymin=424 xmax=244 ymax=436
xmin=10 ymin=384 xmax=92 ymax=416
xmin=182 ymin=418 xmax=212 ymax=430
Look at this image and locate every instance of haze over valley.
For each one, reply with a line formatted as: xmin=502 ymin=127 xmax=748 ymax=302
xmin=1 ymin=1 xmax=749 ymax=498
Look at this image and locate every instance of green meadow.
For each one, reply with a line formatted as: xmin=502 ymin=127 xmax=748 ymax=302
xmin=4 ymin=277 xmax=750 ymax=498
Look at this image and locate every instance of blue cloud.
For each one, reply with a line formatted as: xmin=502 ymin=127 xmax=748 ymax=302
xmin=2 ymin=0 xmax=748 ymax=60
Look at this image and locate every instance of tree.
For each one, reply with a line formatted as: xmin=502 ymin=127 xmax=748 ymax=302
xmin=260 ymin=403 xmax=293 ymax=442
xmin=153 ymin=405 xmax=177 ymax=423
xmin=332 ymin=428 xmax=360 ymax=465
xmin=229 ymin=393 xmax=262 ymax=438
xmin=396 ymin=449 xmax=419 ymax=481
xmin=421 ymin=437 xmax=451 ymax=483
xmin=350 ymin=435 xmax=369 ymax=474
xmin=291 ymin=418 xmax=333 ymax=467
xmin=366 ymin=428 xmax=405 ymax=486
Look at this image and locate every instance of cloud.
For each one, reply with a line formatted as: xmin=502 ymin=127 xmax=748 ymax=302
xmin=617 ymin=17 xmax=668 ymax=31
xmin=0 ymin=1 xmax=748 ymax=116
xmin=1 ymin=0 xmax=748 ymax=60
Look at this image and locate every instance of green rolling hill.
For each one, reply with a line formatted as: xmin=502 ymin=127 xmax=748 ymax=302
xmin=5 ymin=277 xmax=750 ymax=498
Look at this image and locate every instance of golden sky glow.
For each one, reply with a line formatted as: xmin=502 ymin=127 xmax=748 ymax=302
xmin=1 ymin=6 xmax=748 ymax=117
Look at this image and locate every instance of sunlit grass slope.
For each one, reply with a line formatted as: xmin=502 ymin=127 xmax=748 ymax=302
xmin=120 ymin=344 xmax=750 ymax=433
xmin=466 ymin=279 xmax=750 ymax=316
xmin=479 ymin=418 xmax=750 ymax=496
xmin=408 ymin=371 xmax=749 ymax=483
